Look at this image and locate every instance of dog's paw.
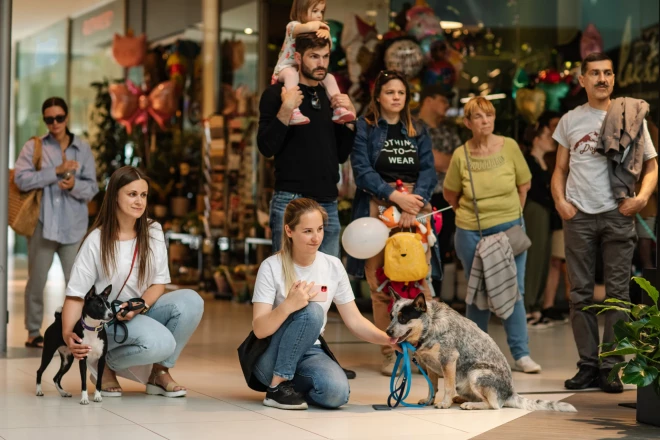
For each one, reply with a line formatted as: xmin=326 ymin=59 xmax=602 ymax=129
xmin=435 ymin=400 xmax=453 ymax=409
xmin=460 ymin=402 xmax=483 ymax=410
xmin=93 ymin=391 xmax=102 ymax=403
xmin=36 ymin=385 xmax=43 ymax=397
xmin=418 ymin=398 xmax=435 ymax=406
xmin=80 ymin=391 xmax=89 ymax=405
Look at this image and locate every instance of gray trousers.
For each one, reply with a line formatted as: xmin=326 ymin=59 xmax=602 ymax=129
xmin=25 ymin=222 xmax=80 ymax=337
xmin=563 ymin=208 xmax=636 ymax=369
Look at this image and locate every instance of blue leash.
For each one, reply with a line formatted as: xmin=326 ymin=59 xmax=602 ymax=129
xmin=387 ymin=341 xmax=435 ymax=408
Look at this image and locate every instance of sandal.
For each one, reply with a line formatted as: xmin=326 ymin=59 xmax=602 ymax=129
xmin=25 ymin=335 xmax=44 ymax=348
xmin=146 ymin=369 xmax=187 ymax=398
xmin=90 ymin=374 xmax=123 ymax=397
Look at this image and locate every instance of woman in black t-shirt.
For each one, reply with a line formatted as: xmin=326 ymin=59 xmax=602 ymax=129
xmin=348 ymin=70 xmax=437 ymax=376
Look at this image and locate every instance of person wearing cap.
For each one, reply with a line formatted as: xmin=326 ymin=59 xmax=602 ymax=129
xmin=416 ymin=85 xmax=462 ymax=297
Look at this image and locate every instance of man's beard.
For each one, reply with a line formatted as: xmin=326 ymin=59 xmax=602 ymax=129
xmin=301 ymin=63 xmax=327 ymax=81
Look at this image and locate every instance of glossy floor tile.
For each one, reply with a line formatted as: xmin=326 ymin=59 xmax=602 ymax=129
xmin=0 ymin=255 xmax=613 ymax=439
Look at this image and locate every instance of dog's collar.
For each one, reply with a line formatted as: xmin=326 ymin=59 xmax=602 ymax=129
xmin=80 ymin=318 xmax=104 ymax=333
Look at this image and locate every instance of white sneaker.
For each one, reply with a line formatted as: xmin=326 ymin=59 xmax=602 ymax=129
xmin=289 ymin=108 xmax=310 ymax=125
xmin=514 ymin=356 xmax=542 ymax=374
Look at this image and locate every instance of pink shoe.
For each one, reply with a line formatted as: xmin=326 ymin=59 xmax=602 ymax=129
xmin=289 ymin=108 xmax=310 ymax=126
xmin=332 ymin=107 xmax=356 ymax=124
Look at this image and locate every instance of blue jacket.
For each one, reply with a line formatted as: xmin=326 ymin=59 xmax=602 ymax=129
xmin=346 ymin=116 xmax=440 ymax=279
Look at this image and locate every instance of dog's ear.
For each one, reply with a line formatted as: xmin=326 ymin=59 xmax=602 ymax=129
xmin=101 ymin=285 xmax=112 ymax=298
xmin=84 ymin=285 xmax=96 ymax=300
xmin=413 ymin=292 xmax=427 ymax=313
xmin=388 ymin=286 xmax=402 ymax=303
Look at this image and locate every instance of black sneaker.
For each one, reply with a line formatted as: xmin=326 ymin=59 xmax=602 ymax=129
xmin=565 ymin=365 xmax=599 ymax=390
xmin=599 ymin=368 xmax=624 ymax=393
xmin=543 ymin=307 xmax=569 ymax=323
xmin=263 ymin=381 xmax=308 ymax=410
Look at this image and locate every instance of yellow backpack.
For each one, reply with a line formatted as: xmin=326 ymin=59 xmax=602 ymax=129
xmin=383 ymin=232 xmax=428 ymax=282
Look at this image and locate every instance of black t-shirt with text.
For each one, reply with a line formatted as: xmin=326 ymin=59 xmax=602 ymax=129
xmin=375 ymin=122 xmax=420 ymax=183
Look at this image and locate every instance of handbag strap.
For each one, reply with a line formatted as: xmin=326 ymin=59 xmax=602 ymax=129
xmin=462 ymin=142 xmax=483 ymax=239
xmin=31 ymin=137 xmax=43 ymax=171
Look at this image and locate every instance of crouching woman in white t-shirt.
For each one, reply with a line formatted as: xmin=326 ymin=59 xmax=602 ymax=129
xmin=251 ymin=198 xmax=397 ymax=410
xmin=60 ymin=166 xmax=204 ymax=397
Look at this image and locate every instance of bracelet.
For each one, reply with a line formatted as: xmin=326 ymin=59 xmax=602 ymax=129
xmin=140 ymin=303 xmax=150 ymax=314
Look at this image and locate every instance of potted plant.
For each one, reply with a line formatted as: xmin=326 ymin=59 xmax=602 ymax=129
xmin=586 ymin=276 xmax=660 ymax=427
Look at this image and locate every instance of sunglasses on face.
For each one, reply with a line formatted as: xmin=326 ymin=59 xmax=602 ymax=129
xmin=43 ymin=115 xmax=66 ymax=125
xmin=305 ymin=88 xmax=321 ymax=110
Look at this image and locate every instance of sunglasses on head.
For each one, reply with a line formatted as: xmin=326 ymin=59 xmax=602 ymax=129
xmin=43 ymin=115 xmax=66 ymax=125
xmin=305 ymin=88 xmax=321 ymax=110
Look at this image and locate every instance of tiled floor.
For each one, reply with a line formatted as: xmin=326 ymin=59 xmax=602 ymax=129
xmin=0 ymin=255 xmax=627 ymax=439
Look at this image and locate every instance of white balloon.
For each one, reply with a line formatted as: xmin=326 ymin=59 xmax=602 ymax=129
xmin=342 ymin=217 xmax=390 ymax=259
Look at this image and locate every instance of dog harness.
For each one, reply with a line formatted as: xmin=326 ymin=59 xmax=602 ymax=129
xmin=387 ymin=341 xmax=435 ymax=408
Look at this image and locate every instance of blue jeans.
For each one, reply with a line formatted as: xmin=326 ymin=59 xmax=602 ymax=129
xmin=454 ymin=219 xmax=530 ymax=361
xmin=105 ymin=290 xmax=204 ymax=370
xmin=253 ymin=303 xmax=350 ymax=409
xmin=270 ymin=191 xmax=341 ymax=258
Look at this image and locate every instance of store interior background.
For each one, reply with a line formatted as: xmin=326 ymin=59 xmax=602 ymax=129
xmin=7 ymin=0 xmax=659 ymax=314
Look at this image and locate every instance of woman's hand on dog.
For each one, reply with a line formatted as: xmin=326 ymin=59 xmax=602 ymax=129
xmin=64 ymin=332 xmax=91 ymax=360
xmin=285 ymin=281 xmax=317 ymax=313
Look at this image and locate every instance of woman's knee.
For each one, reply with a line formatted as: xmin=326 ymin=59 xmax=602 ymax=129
xmin=141 ymin=331 xmax=177 ymax=363
xmin=314 ymin=376 xmax=350 ymax=409
xmin=171 ymin=289 xmax=205 ymax=318
xmin=292 ymin=302 xmax=324 ymax=329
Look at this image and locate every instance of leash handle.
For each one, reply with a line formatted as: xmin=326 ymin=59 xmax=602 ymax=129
xmin=387 ymin=342 xmax=435 ymax=408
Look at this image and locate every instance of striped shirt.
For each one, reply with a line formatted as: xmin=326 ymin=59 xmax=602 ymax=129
xmin=466 ymin=233 xmax=521 ymax=320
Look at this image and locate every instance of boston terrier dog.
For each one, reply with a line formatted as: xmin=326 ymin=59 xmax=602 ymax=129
xmin=36 ymin=285 xmax=114 ymax=405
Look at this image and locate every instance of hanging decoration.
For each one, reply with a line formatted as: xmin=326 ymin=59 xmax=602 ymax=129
xmin=109 ymin=80 xmax=177 ymax=134
xmin=512 ymin=67 xmax=529 ymax=99
xmin=112 ymin=31 xmax=147 ymax=68
xmin=580 ymin=24 xmax=604 ymax=59
xmin=515 ymin=88 xmax=546 ymax=124
xmin=384 ymin=39 xmax=425 ymax=77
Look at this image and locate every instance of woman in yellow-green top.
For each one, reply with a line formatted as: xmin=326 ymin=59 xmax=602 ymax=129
xmin=443 ymin=97 xmax=541 ymax=374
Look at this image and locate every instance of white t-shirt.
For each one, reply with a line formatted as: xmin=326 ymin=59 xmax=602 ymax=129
xmin=66 ymin=222 xmax=171 ymax=302
xmin=553 ymin=103 xmax=657 ymax=214
xmin=252 ymin=252 xmax=355 ymax=340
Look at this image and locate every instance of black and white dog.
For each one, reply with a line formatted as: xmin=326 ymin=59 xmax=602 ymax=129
xmin=36 ymin=285 xmax=114 ymax=405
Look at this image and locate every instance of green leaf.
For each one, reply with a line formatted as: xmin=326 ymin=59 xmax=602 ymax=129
xmin=613 ymin=320 xmax=637 ymax=341
xmin=604 ymin=298 xmax=636 ymax=307
xmin=632 ymin=277 xmax=659 ymax=306
xmin=608 ymin=362 xmax=628 ymax=382
xmin=632 ymin=304 xmax=650 ymax=319
xmin=601 ymin=338 xmax=642 ymax=357
xmin=583 ymin=305 xmax=633 ymax=315
xmin=622 ymin=359 xmax=659 ymax=388
xmin=649 ymin=316 xmax=660 ymax=330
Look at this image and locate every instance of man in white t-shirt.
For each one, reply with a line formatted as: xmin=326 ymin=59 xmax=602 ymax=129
xmin=551 ymin=52 xmax=658 ymax=393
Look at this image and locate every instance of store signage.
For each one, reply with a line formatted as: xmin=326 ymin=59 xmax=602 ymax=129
xmin=82 ymin=11 xmax=115 ymax=37
xmin=616 ymin=17 xmax=658 ymax=89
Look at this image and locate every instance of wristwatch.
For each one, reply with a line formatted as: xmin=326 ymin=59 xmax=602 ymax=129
xmin=140 ymin=303 xmax=151 ymax=314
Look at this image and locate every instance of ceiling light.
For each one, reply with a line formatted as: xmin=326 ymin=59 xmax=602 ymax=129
xmin=244 ymin=28 xmax=253 ymax=35
xmin=488 ymin=69 xmax=501 ymax=78
xmin=366 ymin=10 xmax=377 ymax=17
xmin=440 ymin=21 xmax=463 ymax=29
xmin=460 ymin=93 xmax=506 ymax=103
xmin=471 ymin=76 xmax=479 ymax=84
xmin=479 ymin=83 xmax=489 ymax=91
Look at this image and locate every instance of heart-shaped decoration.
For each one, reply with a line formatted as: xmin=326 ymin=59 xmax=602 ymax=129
xmin=515 ymin=88 xmax=546 ymax=124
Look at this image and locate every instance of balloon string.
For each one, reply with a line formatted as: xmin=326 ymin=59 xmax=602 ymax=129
xmin=415 ymin=206 xmax=452 ymax=221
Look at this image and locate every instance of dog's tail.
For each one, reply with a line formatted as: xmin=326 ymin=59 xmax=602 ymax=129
xmin=504 ymin=394 xmax=576 ymax=412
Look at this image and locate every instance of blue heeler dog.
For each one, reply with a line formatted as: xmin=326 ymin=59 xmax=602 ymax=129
xmin=386 ymin=292 xmax=576 ymax=412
